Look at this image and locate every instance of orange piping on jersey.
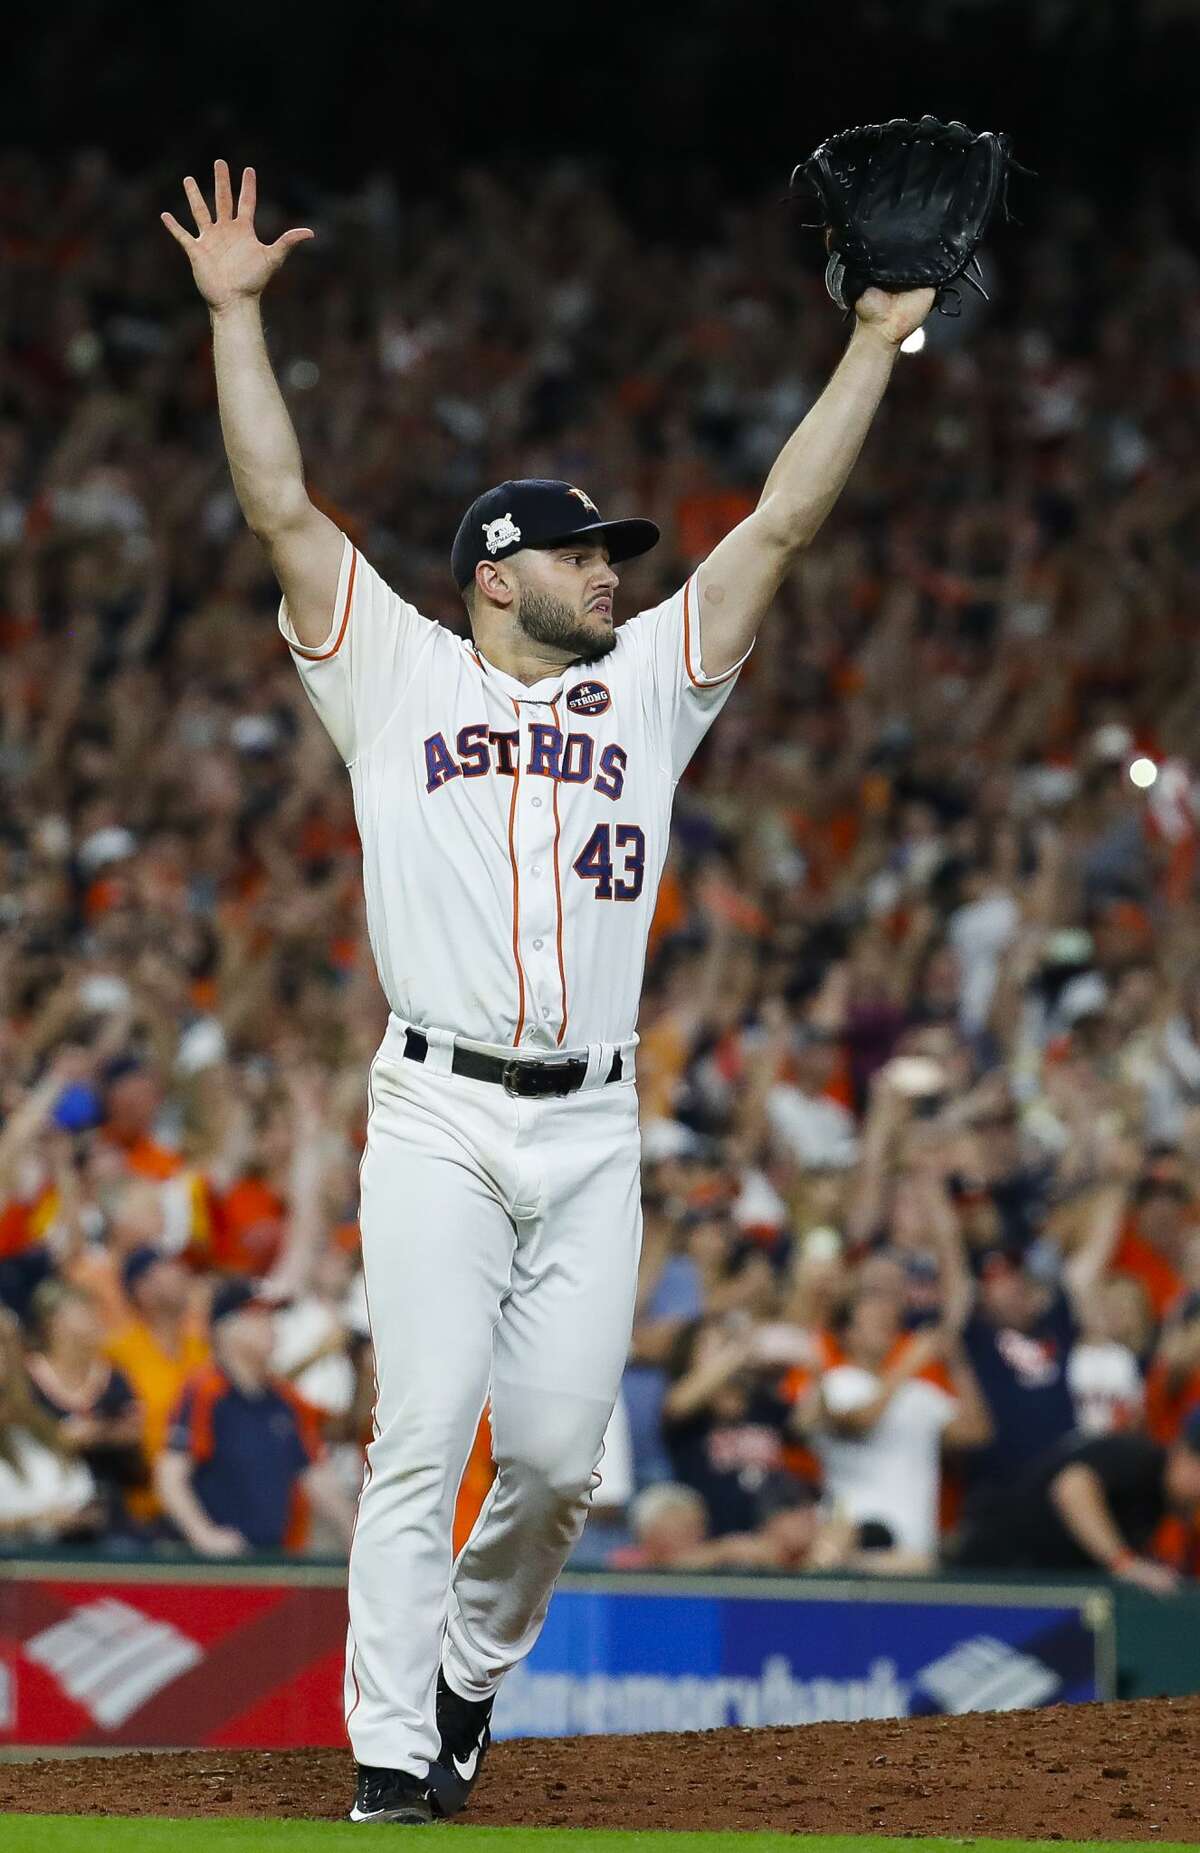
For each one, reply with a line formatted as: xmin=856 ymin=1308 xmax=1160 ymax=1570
xmin=508 ymin=699 xmax=527 ymax=1045
xmin=682 ymin=573 xmax=743 ymax=689
xmin=287 ymin=546 xmax=358 ymax=662
xmin=550 ymin=701 xmax=569 ymax=1046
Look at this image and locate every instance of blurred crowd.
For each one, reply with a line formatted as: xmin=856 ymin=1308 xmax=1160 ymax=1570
xmin=2 ymin=151 xmax=1200 ymax=1584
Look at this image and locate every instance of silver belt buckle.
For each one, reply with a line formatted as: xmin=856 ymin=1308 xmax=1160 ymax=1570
xmin=501 ymin=1059 xmax=524 ymax=1096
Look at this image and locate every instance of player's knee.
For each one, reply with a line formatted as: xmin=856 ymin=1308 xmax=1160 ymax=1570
xmin=538 ymin=1459 xmax=595 ymax=1507
xmin=497 ymin=1427 xmax=602 ymax=1506
xmin=508 ymin=1462 xmax=592 ymax=1512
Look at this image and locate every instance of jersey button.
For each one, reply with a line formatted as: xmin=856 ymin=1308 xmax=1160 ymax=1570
xmin=532 ymin=865 xmax=543 ymax=877
xmin=533 ymin=938 xmax=544 ymax=950
xmin=531 ymin=797 xmax=543 ymax=809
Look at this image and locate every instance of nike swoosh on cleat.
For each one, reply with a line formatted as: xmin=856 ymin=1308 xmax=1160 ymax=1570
xmin=346 ymin=1793 xmax=431 ymax=1823
xmin=452 ymin=1745 xmax=480 ymax=1782
xmin=349 ymin=1803 xmax=430 ymax=1823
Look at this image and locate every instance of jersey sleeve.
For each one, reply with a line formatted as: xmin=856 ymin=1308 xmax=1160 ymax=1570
xmin=277 ymin=533 xmax=438 ymax=766
xmin=621 ymin=569 xmax=752 ymax=781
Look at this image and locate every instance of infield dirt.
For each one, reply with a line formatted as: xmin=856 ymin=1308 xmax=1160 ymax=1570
xmin=1 ymin=1695 xmax=1196 ymax=1840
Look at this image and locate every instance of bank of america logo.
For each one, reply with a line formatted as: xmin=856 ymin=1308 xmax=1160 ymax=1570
xmin=914 ymin=1635 xmax=1059 ymax=1714
xmin=23 ymin=1598 xmax=202 ymax=1728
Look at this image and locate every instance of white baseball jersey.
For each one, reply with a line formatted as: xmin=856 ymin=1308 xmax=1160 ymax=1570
xmin=279 ymin=536 xmax=751 ymax=1051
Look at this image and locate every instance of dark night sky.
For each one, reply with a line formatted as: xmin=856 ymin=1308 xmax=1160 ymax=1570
xmin=4 ymin=2 xmax=1197 ymax=221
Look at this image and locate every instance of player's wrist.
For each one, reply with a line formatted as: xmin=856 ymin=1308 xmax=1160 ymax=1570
xmin=1107 ymin=1547 xmax=1137 ymax=1574
xmin=208 ymin=292 xmax=264 ymax=323
xmin=848 ymin=315 xmax=905 ymax=357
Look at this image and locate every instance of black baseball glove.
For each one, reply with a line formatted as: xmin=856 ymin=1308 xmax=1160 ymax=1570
xmin=793 ymin=116 xmax=1027 ymax=315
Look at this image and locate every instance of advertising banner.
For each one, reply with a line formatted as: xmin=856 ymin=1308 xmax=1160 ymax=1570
xmin=493 ymin=1575 xmax=1114 ymax=1738
xmin=0 ymin=1569 xmax=346 ymax=1748
xmin=0 ymin=1563 xmax=1112 ymax=1749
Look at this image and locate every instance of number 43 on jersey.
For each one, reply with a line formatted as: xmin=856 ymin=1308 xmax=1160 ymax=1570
xmin=573 ymin=823 xmax=645 ymax=900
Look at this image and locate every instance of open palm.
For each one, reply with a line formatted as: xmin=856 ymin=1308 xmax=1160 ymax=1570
xmin=162 ymin=160 xmax=313 ymax=311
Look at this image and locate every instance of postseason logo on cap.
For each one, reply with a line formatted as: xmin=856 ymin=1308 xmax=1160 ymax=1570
xmin=483 ymin=513 xmax=521 ymax=556
xmin=450 ymin=479 xmax=660 ymax=590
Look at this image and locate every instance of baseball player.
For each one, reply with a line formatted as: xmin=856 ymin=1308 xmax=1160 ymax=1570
xmin=163 ymin=161 xmax=932 ymax=1825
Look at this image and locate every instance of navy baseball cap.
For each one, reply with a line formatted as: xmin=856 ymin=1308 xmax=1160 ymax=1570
xmin=451 ymin=479 xmax=659 ymax=591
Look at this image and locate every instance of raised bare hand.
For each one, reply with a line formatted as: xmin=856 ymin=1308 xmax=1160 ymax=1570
xmin=161 ymin=160 xmax=313 ymax=312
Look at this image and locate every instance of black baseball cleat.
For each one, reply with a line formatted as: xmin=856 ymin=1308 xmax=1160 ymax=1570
xmin=349 ymin=1763 xmax=434 ymax=1825
xmin=426 ymin=1667 xmax=495 ymax=1817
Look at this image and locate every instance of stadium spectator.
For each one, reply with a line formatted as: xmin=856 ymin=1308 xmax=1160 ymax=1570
xmin=265 ymin=1083 xmax=359 ymax=1410
xmin=271 ymin=1240 xmax=359 ymax=1422
xmin=0 ymin=1315 xmax=100 ymax=1544
xmin=623 ymin=1197 xmax=710 ymax=1489
xmin=609 ymin=1469 xmax=926 ymax=1573
xmin=1066 ymin=1278 xmax=1145 ymax=1435
xmin=156 ymin=1277 xmax=355 ymax=1556
xmin=953 ymin=1409 xmax=1200 ymax=1593
xmin=609 ymin=1483 xmax=710 ymax=1568
xmin=1144 ymin=1294 xmax=1200 ymax=1444
xmin=1109 ymin=1153 xmax=1194 ymax=1318
xmin=721 ymin=1472 xmax=937 ymax=1574
xmin=105 ymin=1246 xmax=208 ymax=1519
xmin=24 ymin=1278 xmax=145 ymax=1527
xmin=956 ymin=1178 xmax=1126 ymax=1494
xmin=959 ymin=1247 xmax=1079 ymax=1491
xmin=810 ymin=1295 xmax=992 ymax=1561
xmin=662 ymin=1315 xmax=800 ymax=1535
xmin=765 ymin=1026 xmax=859 ymax=1174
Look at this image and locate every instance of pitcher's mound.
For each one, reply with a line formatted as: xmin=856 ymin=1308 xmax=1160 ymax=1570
xmin=2 ymin=1695 xmax=1197 ymax=1840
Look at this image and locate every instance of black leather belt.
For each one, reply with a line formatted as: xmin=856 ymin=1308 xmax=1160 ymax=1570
xmin=403 ymin=1027 xmax=623 ymax=1098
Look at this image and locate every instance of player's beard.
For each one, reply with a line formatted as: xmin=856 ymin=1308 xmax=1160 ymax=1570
xmin=516 ymin=587 xmax=616 ymax=663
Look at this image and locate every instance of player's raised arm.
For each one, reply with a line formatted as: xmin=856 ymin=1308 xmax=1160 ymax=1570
xmin=691 ymin=286 xmax=933 ymax=678
xmin=696 ymin=120 xmax=1025 ymax=679
xmin=162 ymin=161 xmax=343 ymax=647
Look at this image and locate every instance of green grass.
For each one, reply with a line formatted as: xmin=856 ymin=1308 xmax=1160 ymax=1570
xmin=2 ymin=1826 xmax=1197 ymax=1853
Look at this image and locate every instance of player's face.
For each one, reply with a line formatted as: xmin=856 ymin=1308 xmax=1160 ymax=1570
xmin=514 ymin=544 xmax=619 ymax=663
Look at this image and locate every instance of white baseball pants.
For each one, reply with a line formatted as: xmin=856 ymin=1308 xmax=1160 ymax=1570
xmin=344 ymin=1020 xmax=642 ymax=1774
